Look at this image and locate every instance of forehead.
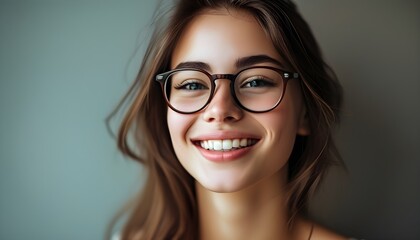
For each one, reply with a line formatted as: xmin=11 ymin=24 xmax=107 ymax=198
xmin=171 ymin=9 xmax=283 ymax=72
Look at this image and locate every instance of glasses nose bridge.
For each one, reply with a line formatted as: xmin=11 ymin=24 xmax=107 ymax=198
xmin=210 ymin=73 xmax=236 ymax=83
xmin=209 ymin=73 xmax=237 ymax=98
xmin=205 ymin=73 xmax=242 ymax=119
xmin=207 ymin=73 xmax=238 ymax=107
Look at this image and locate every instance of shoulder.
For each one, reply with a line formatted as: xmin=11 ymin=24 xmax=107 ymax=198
xmin=310 ymin=223 xmax=348 ymax=240
xmin=294 ymin=217 xmax=349 ymax=240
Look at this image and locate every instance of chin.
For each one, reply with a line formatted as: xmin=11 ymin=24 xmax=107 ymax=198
xmin=200 ymin=184 xmax=246 ymax=194
xmin=195 ymin=174 xmax=256 ymax=194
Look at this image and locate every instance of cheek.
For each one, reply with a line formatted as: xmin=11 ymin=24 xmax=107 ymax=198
xmin=260 ymin=106 xmax=301 ymax=136
xmin=268 ymin=84 xmax=304 ymax=137
xmin=167 ymin=110 xmax=194 ymax=152
xmin=258 ymin=101 xmax=302 ymax=159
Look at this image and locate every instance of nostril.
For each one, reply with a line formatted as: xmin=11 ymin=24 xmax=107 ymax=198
xmin=224 ymin=116 xmax=236 ymax=121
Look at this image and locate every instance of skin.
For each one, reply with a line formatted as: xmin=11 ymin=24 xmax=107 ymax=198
xmin=167 ymin=8 xmax=346 ymax=240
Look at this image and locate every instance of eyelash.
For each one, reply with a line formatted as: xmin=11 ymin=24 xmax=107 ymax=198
xmin=240 ymin=76 xmax=276 ymax=88
xmin=174 ymin=80 xmax=209 ymax=90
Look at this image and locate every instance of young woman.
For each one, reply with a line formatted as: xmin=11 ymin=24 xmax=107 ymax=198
xmin=110 ymin=0 xmax=347 ymax=239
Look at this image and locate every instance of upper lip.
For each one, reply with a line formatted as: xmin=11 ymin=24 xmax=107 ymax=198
xmin=190 ymin=131 xmax=261 ymax=141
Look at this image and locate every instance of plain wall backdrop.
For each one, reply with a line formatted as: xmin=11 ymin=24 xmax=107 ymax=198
xmin=0 ymin=0 xmax=419 ymax=239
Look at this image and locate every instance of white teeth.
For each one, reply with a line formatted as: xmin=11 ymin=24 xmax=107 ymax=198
xmin=232 ymin=139 xmax=240 ymax=148
xmin=199 ymin=138 xmax=257 ymax=151
xmin=240 ymin=139 xmax=248 ymax=147
xmin=213 ymin=140 xmax=222 ymax=150
xmin=222 ymin=140 xmax=232 ymax=150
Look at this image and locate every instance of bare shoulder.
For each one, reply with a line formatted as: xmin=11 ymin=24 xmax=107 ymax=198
xmin=294 ymin=217 xmax=348 ymax=240
xmin=310 ymin=222 xmax=348 ymax=240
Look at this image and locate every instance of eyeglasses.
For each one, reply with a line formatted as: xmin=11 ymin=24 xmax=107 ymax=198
xmin=155 ymin=66 xmax=299 ymax=114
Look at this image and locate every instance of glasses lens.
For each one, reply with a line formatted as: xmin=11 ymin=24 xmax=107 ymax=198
xmin=164 ymin=70 xmax=211 ymax=113
xmin=234 ymin=68 xmax=285 ymax=112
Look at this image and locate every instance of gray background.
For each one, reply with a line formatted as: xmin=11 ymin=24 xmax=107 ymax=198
xmin=0 ymin=0 xmax=419 ymax=239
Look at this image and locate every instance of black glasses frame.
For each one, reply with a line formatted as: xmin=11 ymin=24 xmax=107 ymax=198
xmin=155 ymin=66 xmax=299 ymax=114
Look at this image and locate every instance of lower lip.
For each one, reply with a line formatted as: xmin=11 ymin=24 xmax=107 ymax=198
xmin=195 ymin=145 xmax=254 ymax=162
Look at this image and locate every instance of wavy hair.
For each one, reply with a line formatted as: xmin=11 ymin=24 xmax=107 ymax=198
xmin=107 ymin=0 xmax=343 ymax=239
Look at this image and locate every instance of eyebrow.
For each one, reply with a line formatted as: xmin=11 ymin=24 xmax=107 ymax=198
xmin=173 ymin=54 xmax=283 ymax=71
xmin=235 ymin=55 xmax=283 ymax=69
xmin=174 ymin=61 xmax=211 ymax=71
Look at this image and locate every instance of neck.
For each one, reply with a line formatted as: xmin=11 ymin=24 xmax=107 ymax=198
xmin=196 ymin=169 xmax=299 ymax=240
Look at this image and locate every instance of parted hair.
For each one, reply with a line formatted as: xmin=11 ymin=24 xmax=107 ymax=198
xmin=107 ymin=0 xmax=343 ymax=239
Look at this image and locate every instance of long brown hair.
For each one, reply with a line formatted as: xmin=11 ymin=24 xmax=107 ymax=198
xmin=107 ymin=0 xmax=343 ymax=239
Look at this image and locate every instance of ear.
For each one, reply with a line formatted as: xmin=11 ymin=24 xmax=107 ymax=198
xmin=297 ymin=106 xmax=310 ymax=136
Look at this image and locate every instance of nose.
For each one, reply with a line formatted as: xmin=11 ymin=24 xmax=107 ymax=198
xmin=202 ymin=80 xmax=243 ymax=123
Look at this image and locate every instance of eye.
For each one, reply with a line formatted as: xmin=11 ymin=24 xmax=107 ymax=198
xmin=241 ymin=76 xmax=275 ymax=88
xmin=174 ymin=80 xmax=209 ymax=90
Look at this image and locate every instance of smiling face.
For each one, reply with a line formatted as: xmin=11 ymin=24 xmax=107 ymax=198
xmin=167 ymin=9 xmax=310 ymax=193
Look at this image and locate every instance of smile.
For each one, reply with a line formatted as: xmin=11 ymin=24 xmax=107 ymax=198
xmin=198 ymin=138 xmax=259 ymax=151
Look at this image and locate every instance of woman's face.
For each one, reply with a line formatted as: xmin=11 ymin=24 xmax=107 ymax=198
xmin=167 ymin=9 xmax=309 ymax=193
